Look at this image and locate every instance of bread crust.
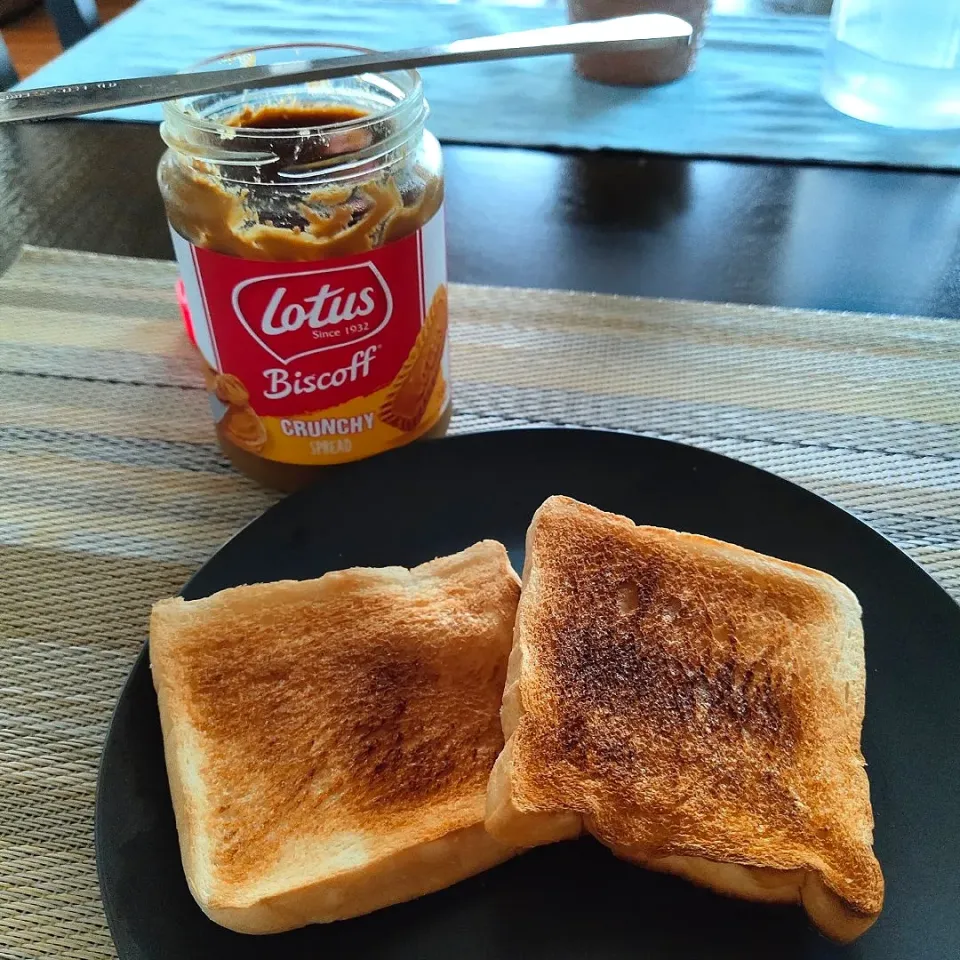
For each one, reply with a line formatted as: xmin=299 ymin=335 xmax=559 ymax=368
xmin=151 ymin=541 xmax=520 ymax=932
xmin=486 ymin=496 xmax=884 ymax=942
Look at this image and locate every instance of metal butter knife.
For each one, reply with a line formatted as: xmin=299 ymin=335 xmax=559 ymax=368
xmin=0 ymin=14 xmax=692 ymax=124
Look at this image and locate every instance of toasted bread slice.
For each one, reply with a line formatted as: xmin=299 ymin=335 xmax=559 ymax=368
xmin=486 ymin=496 xmax=883 ymax=942
xmin=151 ymin=541 xmax=520 ymax=934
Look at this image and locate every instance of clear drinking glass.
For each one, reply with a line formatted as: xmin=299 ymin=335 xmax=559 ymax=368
xmin=822 ymin=0 xmax=960 ymax=129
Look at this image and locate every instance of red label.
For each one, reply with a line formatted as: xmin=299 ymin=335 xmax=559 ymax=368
xmin=172 ymin=208 xmax=449 ymax=466
xmin=190 ymin=232 xmax=424 ymax=415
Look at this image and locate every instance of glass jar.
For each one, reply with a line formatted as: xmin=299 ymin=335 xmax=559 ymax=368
xmin=158 ymin=45 xmax=450 ymax=491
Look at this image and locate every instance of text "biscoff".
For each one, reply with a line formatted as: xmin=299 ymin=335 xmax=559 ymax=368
xmin=263 ymin=346 xmax=378 ymax=400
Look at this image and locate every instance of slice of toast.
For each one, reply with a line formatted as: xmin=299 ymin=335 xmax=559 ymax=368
xmin=151 ymin=541 xmax=520 ymax=934
xmin=486 ymin=496 xmax=884 ymax=942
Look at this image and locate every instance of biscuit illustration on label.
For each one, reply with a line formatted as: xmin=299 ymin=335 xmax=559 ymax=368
xmin=223 ymin=404 xmax=268 ymax=453
xmin=214 ymin=373 xmax=250 ymax=406
xmin=379 ymin=284 xmax=448 ymax=432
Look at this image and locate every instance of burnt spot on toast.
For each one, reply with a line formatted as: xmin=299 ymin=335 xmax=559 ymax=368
xmin=339 ymin=657 xmax=485 ymax=808
xmin=549 ymin=622 xmax=798 ymax=758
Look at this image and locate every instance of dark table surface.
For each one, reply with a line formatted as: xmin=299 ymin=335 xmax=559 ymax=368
xmin=2 ymin=119 xmax=960 ymax=317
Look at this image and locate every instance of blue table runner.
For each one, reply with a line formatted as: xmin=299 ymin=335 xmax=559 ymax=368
xmin=16 ymin=0 xmax=960 ymax=169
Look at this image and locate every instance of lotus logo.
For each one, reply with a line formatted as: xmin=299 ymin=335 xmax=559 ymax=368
xmin=231 ymin=262 xmax=393 ymax=365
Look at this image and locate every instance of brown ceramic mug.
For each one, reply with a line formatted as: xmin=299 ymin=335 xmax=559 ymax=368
xmin=567 ymin=0 xmax=711 ymax=86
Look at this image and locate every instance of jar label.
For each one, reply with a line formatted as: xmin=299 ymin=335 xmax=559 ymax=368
xmin=170 ymin=207 xmax=449 ymax=465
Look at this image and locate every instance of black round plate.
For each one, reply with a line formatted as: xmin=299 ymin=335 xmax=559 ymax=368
xmin=96 ymin=429 xmax=960 ymax=960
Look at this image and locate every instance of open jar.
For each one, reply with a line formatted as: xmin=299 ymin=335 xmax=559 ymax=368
xmin=158 ymin=45 xmax=449 ymax=490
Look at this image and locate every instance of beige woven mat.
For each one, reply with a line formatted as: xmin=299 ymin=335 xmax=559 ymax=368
xmin=2 ymin=245 xmax=960 ymax=958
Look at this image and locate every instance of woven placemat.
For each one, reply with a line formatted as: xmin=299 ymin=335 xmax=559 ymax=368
xmin=2 ymin=245 xmax=959 ymax=959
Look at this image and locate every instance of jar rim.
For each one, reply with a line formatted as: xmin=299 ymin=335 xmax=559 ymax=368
xmin=161 ymin=42 xmax=424 ymax=138
xmin=159 ymin=43 xmax=428 ymax=180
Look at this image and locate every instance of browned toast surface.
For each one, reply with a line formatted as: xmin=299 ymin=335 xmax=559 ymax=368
xmin=487 ymin=496 xmax=883 ymax=941
xmin=151 ymin=540 xmax=520 ymax=929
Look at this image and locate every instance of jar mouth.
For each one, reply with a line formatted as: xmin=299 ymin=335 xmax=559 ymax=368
xmin=160 ymin=43 xmax=427 ymax=179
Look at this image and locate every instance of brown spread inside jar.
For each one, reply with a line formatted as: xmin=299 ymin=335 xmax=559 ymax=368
xmin=162 ymin=103 xmax=443 ymax=264
xmin=228 ymin=104 xmax=370 ymax=128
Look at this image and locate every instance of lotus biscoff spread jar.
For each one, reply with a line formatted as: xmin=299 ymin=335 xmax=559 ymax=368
xmin=158 ymin=44 xmax=449 ymax=490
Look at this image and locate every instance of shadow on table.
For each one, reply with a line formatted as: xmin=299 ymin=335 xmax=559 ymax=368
xmin=566 ymin=153 xmax=690 ymax=229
